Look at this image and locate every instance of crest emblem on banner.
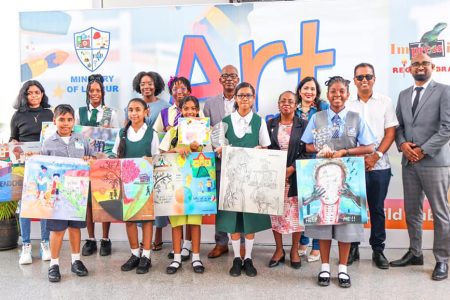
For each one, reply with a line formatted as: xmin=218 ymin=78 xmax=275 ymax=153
xmin=74 ymin=27 xmax=110 ymax=72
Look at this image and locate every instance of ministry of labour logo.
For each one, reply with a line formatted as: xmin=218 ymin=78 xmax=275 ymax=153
xmin=74 ymin=27 xmax=110 ymax=72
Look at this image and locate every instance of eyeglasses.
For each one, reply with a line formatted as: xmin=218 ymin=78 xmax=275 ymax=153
xmin=236 ymin=94 xmax=253 ymax=100
xmin=88 ymin=74 xmax=104 ymax=83
xmin=411 ymin=61 xmax=432 ymax=68
xmin=172 ymin=87 xmax=187 ymax=93
xmin=221 ymin=73 xmax=238 ymax=80
xmin=355 ymin=74 xmax=374 ymax=81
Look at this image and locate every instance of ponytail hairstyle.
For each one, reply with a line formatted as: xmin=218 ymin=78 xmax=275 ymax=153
xmin=233 ymin=82 xmax=255 ymax=110
xmin=167 ymin=76 xmax=191 ymax=96
xmin=117 ymin=98 xmax=148 ymax=158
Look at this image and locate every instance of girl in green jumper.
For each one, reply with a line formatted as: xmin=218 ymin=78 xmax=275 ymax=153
xmin=112 ymin=98 xmax=160 ymax=274
xmin=216 ymin=82 xmax=272 ymax=277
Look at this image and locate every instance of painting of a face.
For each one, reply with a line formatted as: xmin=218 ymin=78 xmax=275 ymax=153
xmin=316 ymin=164 xmax=344 ymax=204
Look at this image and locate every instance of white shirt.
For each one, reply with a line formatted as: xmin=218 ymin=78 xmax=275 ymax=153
xmin=229 ymin=111 xmax=271 ymax=147
xmin=112 ymin=123 xmax=160 ymax=156
xmin=411 ymin=79 xmax=431 ymax=105
xmin=346 ymin=92 xmax=399 ymax=170
xmin=223 ymin=94 xmax=236 ymax=117
xmin=75 ymin=104 xmax=121 ymax=128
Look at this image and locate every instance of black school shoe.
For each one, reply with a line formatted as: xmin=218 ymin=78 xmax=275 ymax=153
xmin=48 ymin=265 xmax=61 ymax=283
xmin=82 ymin=240 xmax=97 ymax=256
xmin=121 ymin=254 xmax=140 ymax=271
xmin=243 ymin=258 xmax=257 ymax=277
xmin=136 ymin=256 xmax=152 ymax=274
xmin=100 ymin=239 xmax=112 ymax=256
xmin=229 ymin=257 xmax=242 ymax=277
xmin=71 ymin=260 xmax=88 ymax=276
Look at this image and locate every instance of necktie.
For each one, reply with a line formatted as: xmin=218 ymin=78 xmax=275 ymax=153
xmin=89 ymin=108 xmax=98 ymax=126
xmin=173 ymin=108 xmax=181 ymax=126
xmin=412 ymin=87 xmax=423 ymax=115
xmin=331 ymin=114 xmax=341 ymax=138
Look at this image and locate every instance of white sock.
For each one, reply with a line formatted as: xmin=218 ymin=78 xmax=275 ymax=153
xmin=231 ymin=239 xmax=241 ymax=258
xmin=338 ymin=264 xmax=349 ymax=279
xmin=182 ymin=240 xmax=192 ymax=251
xmin=101 ymin=238 xmax=110 ymax=242
xmin=131 ymin=248 xmax=140 ymax=257
xmin=320 ymin=263 xmax=330 ymax=278
xmin=192 ymin=253 xmax=202 ymax=267
xmin=88 ymin=238 xmax=96 ymax=241
xmin=50 ymin=258 xmax=59 ymax=267
xmin=244 ymin=238 xmax=254 ymax=260
xmin=142 ymin=249 xmax=151 ymax=259
xmin=71 ymin=253 xmax=80 ymax=264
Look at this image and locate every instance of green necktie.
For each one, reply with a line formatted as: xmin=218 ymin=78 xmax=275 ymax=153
xmin=89 ymin=108 xmax=98 ymax=126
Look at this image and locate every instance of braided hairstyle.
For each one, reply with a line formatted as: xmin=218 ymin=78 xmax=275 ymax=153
xmin=86 ymin=74 xmax=105 ymax=110
xmin=117 ymin=98 xmax=148 ymax=158
xmin=324 ymin=76 xmax=351 ymax=92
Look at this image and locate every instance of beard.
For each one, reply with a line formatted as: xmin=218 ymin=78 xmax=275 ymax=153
xmin=412 ymin=73 xmax=430 ymax=82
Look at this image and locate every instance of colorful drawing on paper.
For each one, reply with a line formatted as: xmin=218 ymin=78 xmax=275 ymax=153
xmin=296 ymin=157 xmax=368 ymax=225
xmin=90 ymin=158 xmax=154 ymax=222
xmin=178 ymin=117 xmax=211 ymax=145
xmin=153 ymin=152 xmax=217 ymax=216
xmin=20 ymin=155 xmax=89 ymax=221
xmin=219 ymin=146 xmax=286 ymax=215
xmin=0 ymin=161 xmax=25 ymax=202
xmin=40 ymin=122 xmax=119 ymax=156
xmin=8 ymin=142 xmax=41 ymax=164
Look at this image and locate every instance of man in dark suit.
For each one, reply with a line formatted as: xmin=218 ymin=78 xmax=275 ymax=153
xmin=390 ymin=52 xmax=450 ymax=281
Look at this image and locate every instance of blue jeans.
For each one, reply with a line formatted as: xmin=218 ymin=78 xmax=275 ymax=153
xmin=20 ymin=217 xmax=49 ymax=244
xmin=300 ymin=233 xmax=320 ymax=250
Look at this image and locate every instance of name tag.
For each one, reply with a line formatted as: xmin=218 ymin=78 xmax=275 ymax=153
xmin=75 ymin=141 xmax=84 ymax=149
xmin=346 ymin=127 xmax=357 ymax=137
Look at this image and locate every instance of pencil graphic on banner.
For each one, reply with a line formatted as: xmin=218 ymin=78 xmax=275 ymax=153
xmin=20 ymin=11 xmax=72 ymax=35
xmin=21 ymin=51 xmax=69 ymax=81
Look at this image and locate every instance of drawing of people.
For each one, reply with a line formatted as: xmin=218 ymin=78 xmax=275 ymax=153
xmin=206 ymin=178 xmax=213 ymax=192
xmin=50 ymin=173 xmax=61 ymax=207
xmin=199 ymin=181 xmax=204 ymax=193
xmin=36 ymin=165 xmax=49 ymax=204
xmin=223 ymin=149 xmax=250 ymax=210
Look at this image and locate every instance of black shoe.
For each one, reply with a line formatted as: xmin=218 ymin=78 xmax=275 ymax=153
xmin=121 ymin=254 xmax=140 ymax=271
xmin=432 ymin=262 xmax=448 ymax=281
xmin=390 ymin=250 xmax=424 ymax=267
xmin=48 ymin=265 xmax=61 ymax=283
xmin=338 ymin=272 xmax=351 ymax=288
xmin=168 ymin=251 xmax=174 ymax=259
xmin=229 ymin=257 xmax=242 ymax=277
xmin=268 ymin=250 xmax=285 ymax=268
xmin=181 ymin=247 xmax=191 ymax=261
xmin=100 ymin=239 xmax=112 ymax=256
xmin=317 ymin=271 xmax=330 ymax=287
xmin=347 ymin=244 xmax=360 ymax=266
xmin=136 ymin=256 xmax=152 ymax=274
xmin=192 ymin=260 xmax=205 ymax=274
xmin=372 ymin=251 xmax=389 ymax=269
xmin=243 ymin=258 xmax=257 ymax=277
xmin=166 ymin=261 xmax=182 ymax=274
xmin=82 ymin=240 xmax=97 ymax=256
xmin=71 ymin=260 xmax=88 ymax=276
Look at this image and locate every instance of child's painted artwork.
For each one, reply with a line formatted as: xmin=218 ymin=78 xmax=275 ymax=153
xmin=219 ymin=146 xmax=287 ymax=215
xmin=178 ymin=117 xmax=211 ymax=145
xmin=153 ymin=152 xmax=216 ymax=216
xmin=296 ymin=157 xmax=368 ymax=225
xmin=8 ymin=142 xmax=41 ymax=164
xmin=40 ymin=122 xmax=119 ymax=156
xmin=0 ymin=162 xmax=24 ymax=202
xmin=90 ymin=158 xmax=154 ymax=222
xmin=20 ymin=155 xmax=89 ymax=221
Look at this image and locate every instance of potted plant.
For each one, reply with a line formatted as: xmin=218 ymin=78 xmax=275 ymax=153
xmin=0 ymin=200 xmax=19 ymax=250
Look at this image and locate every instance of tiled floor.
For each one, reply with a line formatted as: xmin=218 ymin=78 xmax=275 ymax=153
xmin=2 ymin=241 xmax=450 ymax=300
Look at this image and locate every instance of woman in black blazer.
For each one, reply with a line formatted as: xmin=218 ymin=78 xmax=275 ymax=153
xmin=267 ymin=91 xmax=308 ymax=269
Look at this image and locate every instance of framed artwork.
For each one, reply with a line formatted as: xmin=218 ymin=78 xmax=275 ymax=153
xmin=296 ymin=157 xmax=368 ymax=225
xmin=90 ymin=158 xmax=154 ymax=222
xmin=153 ymin=152 xmax=217 ymax=216
xmin=20 ymin=155 xmax=90 ymax=221
xmin=8 ymin=142 xmax=41 ymax=164
xmin=219 ymin=146 xmax=287 ymax=215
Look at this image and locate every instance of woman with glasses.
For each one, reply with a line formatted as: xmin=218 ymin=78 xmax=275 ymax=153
xmin=295 ymin=76 xmax=329 ymax=262
xmin=215 ymin=82 xmax=272 ymax=277
xmin=267 ymin=91 xmax=307 ymax=270
xmin=77 ymin=73 xmax=121 ymax=258
xmin=10 ymin=80 xmax=53 ymax=265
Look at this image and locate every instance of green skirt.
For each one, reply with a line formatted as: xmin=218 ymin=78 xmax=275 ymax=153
xmin=216 ymin=210 xmax=271 ymax=234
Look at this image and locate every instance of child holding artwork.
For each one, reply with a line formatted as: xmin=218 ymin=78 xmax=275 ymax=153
xmin=215 ymin=82 xmax=272 ymax=277
xmin=301 ymin=76 xmax=376 ymax=288
xmin=159 ymin=95 xmax=209 ymax=274
xmin=76 ymin=74 xmax=121 ymax=257
xmin=42 ymin=104 xmax=96 ymax=283
xmin=112 ymin=98 xmax=160 ymax=274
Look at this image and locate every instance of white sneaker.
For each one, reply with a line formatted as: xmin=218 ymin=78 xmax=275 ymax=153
xmin=19 ymin=244 xmax=32 ymax=265
xmin=40 ymin=241 xmax=51 ymax=261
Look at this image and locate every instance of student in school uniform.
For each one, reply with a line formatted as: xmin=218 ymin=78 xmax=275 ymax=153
xmin=43 ymin=104 xmax=96 ymax=283
xmin=215 ymin=82 xmax=272 ymax=277
xmin=112 ymin=98 xmax=160 ymax=274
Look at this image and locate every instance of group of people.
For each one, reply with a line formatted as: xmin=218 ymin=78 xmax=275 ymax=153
xmin=9 ymin=52 xmax=450 ymax=287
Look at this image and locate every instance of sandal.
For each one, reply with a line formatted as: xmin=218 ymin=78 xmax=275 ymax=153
xmin=192 ymin=260 xmax=205 ymax=274
xmin=166 ymin=261 xmax=182 ymax=274
xmin=317 ymin=271 xmax=331 ymax=287
xmin=181 ymin=247 xmax=191 ymax=261
xmin=152 ymin=242 xmax=163 ymax=251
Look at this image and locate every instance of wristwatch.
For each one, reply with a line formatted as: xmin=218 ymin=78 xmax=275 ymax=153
xmin=375 ymin=151 xmax=383 ymax=158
